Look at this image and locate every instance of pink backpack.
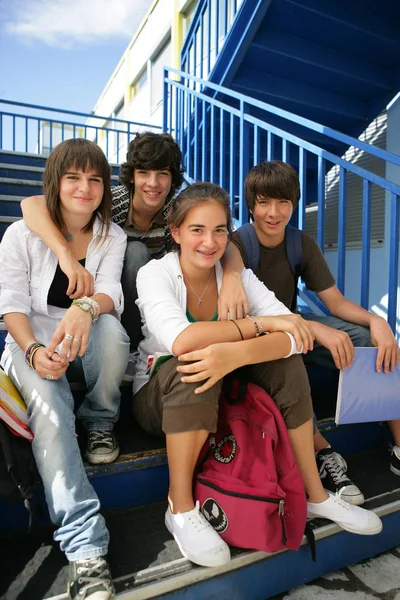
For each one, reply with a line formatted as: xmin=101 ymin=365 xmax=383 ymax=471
xmin=195 ymin=378 xmax=307 ymax=553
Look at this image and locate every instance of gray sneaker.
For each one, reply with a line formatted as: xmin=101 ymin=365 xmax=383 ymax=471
xmin=86 ymin=431 xmax=119 ymax=465
xmin=122 ymin=351 xmax=139 ymax=383
xmin=316 ymin=447 xmax=364 ymax=506
xmin=68 ymin=556 xmax=114 ymax=599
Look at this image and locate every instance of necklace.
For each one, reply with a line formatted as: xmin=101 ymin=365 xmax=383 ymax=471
xmin=184 ymin=268 xmax=215 ymax=306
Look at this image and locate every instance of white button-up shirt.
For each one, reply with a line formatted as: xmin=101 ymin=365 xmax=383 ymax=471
xmin=0 ymin=217 xmax=127 ymax=347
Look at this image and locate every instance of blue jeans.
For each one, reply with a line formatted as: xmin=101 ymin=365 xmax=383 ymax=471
xmin=0 ymin=314 xmax=129 ymax=560
xmin=301 ymin=314 xmax=373 ymax=370
xmin=120 ymin=241 xmax=151 ymax=351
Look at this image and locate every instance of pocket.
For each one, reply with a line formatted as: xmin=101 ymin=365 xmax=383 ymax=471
xmin=195 ymin=475 xmax=287 ymax=553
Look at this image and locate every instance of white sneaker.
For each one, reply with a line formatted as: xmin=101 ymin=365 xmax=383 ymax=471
xmin=165 ymin=502 xmax=231 ymax=567
xmin=307 ymin=490 xmax=382 ymax=535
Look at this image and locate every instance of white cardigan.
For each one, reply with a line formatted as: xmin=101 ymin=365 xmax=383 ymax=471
xmin=134 ymin=251 xmax=298 ymax=395
xmin=0 ymin=218 xmax=127 ymax=348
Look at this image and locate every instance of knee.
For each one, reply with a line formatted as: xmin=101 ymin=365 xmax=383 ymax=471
xmin=91 ymin=314 xmax=129 ymax=360
xmin=92 ymin=314 xmax=129 ymax=345
xmin=29 ymin=385 xmax=75 ymax=433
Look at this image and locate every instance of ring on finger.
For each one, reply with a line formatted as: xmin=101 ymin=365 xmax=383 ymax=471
xmin=46 ymin=374 xmax=55 ymax=381
xmin=73 ymin=338 xmax=81 ymax=343
xmin=65 ymin=333 xmax=73 ymax=340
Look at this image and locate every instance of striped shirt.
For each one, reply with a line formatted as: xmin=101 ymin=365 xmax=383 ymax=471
xmin=111 ymin=185 xmax=173 ymax=259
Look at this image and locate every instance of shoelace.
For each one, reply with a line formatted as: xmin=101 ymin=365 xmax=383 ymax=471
xmin=333 ymin=488 xmax=351 ymax=510
xmin=320 ymin=452 xmax=350 ymax=486
xmin=88 ymin=431 xmax=114 ymax=450
xmin=128 ymin=351 xmax=139 ymax=363
xmin=188 ymin=501 xmax=211 ymax=533
xmin=75 ymin=558 xmax=113 ymax=596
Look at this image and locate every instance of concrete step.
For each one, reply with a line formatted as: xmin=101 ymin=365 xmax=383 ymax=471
xmin=0 ymin=149 xmax=47 ymax=168
xmin=0 ymin=163 xmax=44 ymax=181
xmin=0 ymin=177 xmax=43 ymax=198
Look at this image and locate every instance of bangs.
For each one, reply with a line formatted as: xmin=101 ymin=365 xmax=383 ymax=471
xmin=58 ymin=140 xmax=109 ymax=178
xmin=253 ymin=178 xmax=293 ymax=202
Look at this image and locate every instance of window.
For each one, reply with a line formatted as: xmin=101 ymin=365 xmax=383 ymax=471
xmin=305 ymin=113 xmax=387 ymax=250
xmin=131 ymin=68 xmax=148 ymax=101
xmin=151 ymin=40 xmax=171 ymax=112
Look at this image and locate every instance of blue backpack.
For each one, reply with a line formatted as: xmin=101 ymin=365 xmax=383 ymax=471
xmin=236 ymin=223 xmax=303 ymax=312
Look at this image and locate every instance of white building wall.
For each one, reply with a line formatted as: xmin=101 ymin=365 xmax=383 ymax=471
xmin=90 ymin=0 xmax=197 ymax=140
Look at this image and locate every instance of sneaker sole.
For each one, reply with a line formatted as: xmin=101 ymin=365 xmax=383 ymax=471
xmin=329 ymin=491 xmax=365 ymax=506
xmin=165 ymin=513 xmax=231 ymax=568
xmin=307 ymin=512 xmax=383 ymax=536
xmin=390 ymin=463 xmax=400 ymax=476
xmin=122 ymin=374 xmax=134 ymax=383
xmin=86 ymin=448 xmax=120 ymax=465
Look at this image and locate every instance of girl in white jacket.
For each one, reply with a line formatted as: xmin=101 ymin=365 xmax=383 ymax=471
xmin=134 ymin=182 xmax=382 ymax=569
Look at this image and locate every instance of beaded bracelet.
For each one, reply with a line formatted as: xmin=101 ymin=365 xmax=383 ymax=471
xmin=246 ymin=315 xmax=263 ymax=337
xmin=25 ymin=342 xmax=45 ymax=370
xmin=72 ymin=296 xmax=100 ymax=323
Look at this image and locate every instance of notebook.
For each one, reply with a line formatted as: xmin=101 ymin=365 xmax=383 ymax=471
xmin=0 ymin=404 xmax=33 ymax=440
xmin=335 ymin=347 xmax=400 ymax=425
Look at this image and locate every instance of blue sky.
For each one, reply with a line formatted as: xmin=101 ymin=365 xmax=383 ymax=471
xmin=0 ymin=0 xmax=153 ymax=114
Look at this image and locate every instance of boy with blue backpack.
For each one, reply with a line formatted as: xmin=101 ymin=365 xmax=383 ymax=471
xmin=227 ymin=160 xmax=400 ymax=505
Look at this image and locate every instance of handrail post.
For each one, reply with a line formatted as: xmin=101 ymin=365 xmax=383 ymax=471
xmin=298 ymin=148 xmax=307 ymax=230
xmin=388 ymin=193 xmax=400 ymax=333
xmin=163 ymin=68 xmax=169 ymax=133
xmin=317 ymin=157 xmax=325 ymax=251
xmin=361 ymin=179 xmax=372 ymax=309
xmin=239 ymin=99 xmax=249 ymax=225
xmin=337 ymin=167 xmax=347 ymax=294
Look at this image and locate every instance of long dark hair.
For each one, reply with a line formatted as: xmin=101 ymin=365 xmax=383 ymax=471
xmin=43 ymin=138 xmax=112 ymax=238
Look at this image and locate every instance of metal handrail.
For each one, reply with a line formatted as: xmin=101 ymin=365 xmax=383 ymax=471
xmin=166 ymin=68 xmax=400 ymax=168
xmin=0 ymin=99 xmax=162 ymax=130
xmin=163 ymin=67 xmax=400 ymax=333
xmin=0 ymin=98 xmax=161 ymax=163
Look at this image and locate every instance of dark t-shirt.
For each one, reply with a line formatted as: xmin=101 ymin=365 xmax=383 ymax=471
xmin=48 ymin=258 xmax=86 ymax=309
xmin=231 ymin=228 xmax=335 ymax=310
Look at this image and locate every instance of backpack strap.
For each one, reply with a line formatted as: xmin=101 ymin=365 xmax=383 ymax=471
xmin=285 ymin=226 xmax=304 ymax=312
xmin=236 ymin=223 xmax=260 ymax=273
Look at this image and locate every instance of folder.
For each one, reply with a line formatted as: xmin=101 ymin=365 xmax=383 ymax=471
xmin=335 ymin=347 xmax=400 ymax=425
xmin=0 ymin=369 xmax=29 ymax=424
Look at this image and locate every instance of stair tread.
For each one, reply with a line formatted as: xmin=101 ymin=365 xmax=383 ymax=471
xmin=0 ymin=177 xmax=43 ymax=186
xmin=0 ymin=446 xmax=398 ymax=599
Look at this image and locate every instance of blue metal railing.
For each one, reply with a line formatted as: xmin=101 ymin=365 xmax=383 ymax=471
xmin=163 ymin=68 xmax=400 ymax=333
xmin=0 ymin=99 xmax=161 ymax=163
xmin=181 ymin=0 xmax=242 ymax=81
